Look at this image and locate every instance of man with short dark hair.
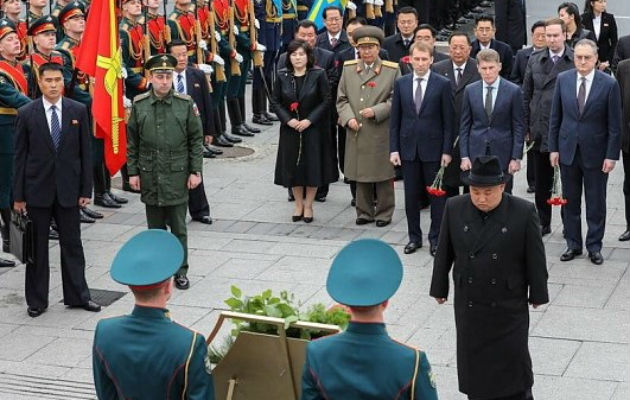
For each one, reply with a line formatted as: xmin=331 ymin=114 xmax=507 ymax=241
xmin=382 ymin=6 xmax=418 ymax=63
xmin=470 ymin=14 xmax=514 ymax=79
xmin=511 ymin=20 xmax=547 ymax=85
xmin=414 ymin=24 xmax=448 ymax=63
xmin=316 ymin=6 xmax=351 ymax=54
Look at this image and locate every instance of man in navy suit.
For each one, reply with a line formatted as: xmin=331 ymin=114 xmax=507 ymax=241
xmin=13 ymin=63 xmax=100 ymax=317
xmin=470 ymin=15 xmax=514 ymax=79
xmin=315 ymin=6 xmax=351 ymax=55
xmin=549 ymin=39 xmax=622 ymax=265
xmin=459 ymin=49 xmax=525 ymax=195
xmin=390 ymin=42 xmax=455 ymax=256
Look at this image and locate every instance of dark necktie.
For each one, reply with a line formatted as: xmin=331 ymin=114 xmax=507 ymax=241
xmin=403 ymin=39 xmax=410 ymax=48
xmin=485 ymin=86 xmax=494 ymax=119
xmin=50 ymin=104 xmax=61 ymax=150
xmin=330 ymin=37 xmax=338 ymax=47
xmin=552 ymin=55 xmax=559 ymax=64
xmin=578 ymin=77 xmax=586 ymax=114
xmin=177 ymin=74 xmax=185 ymax=94
xmin=415 ymin=77 xmax=423 ymax=114
xmin=456 ymin=68 xmax=463 ymax=85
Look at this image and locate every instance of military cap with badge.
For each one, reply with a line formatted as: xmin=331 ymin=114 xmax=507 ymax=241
xmin=0 ymin=18 xmax=17 ymax=41
xmin=28 ymin=15 xmax=58 ymax=37
xmin=144 ymin=54 xmax=177 ymax=73
xmin=58 ymin=1 xmax=86 ymax=26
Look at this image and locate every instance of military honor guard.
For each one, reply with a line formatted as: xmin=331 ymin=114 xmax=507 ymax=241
xmin=93 ymin=229 xmax=214 ymax=399
xmin=0 ymin=18 xmax=32 ymax=268
xmin=144 ymin=0 xmax=169 ymax=55
xmin=301 ymin=238 xmax=438 ymax=399
xmin=51 ymin=0 xmax=70 ymax=40
xmin=126 ymin=54 xmax=204 ymax=290
xmin=337 ymin=26 xmax=400 ymax=227
xmin=28 ymin=0 xmax=48 ymax=22
xmin=1 ymin=0 xmax=28 ymax=60
xmin=120 ymin=0 xmax=150 ymax=100
xmin=280 ymin=0 xmax=296 ymax=53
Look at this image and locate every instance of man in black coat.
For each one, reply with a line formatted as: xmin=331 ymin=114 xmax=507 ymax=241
xmin=382 ymin=6 xmax=418 ymax=63
xmin=13 ymin=63 xmax=101 ymax=318
xmin=430 ymin=155 xmax=549 ymax=400
xmin=615 ymin=58 xmax=630 ymax=241
xmin=316 ymin=6 xmax=351 ymax=55
xmin=494 ymin=0 xmax=526 ymax=53
xmin=522 ymin=18 xmax=574 ymax=236
xmin=613 ymin=34 xmax=630 ymax=72
xmin=470 ymin=15 xmax=514 ymax=79
xmin=169 ymin=40 xmax=214 ymax=225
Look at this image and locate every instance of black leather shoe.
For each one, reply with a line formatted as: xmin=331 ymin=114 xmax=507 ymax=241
xmin=375 ymin=220 xmax=391 ymax=227
xmin=232 ymin=126 xmax=254 ymax=137
xmin=95 ymin=193 xmax=121 ymax=208
xmin=81 ymin=207 xmax=103 ymax=219
xmin=560 ymin=248 xmax=583 ymax=261
xmin=315 ymin=195 xmax=326 ymax=203
xmin=303 ymin=216 xmax=313 ymax=223
xmin=252 ymin=114 xmax=273 ymax=125
xmin=214 ymin=135 xmax=234 ymax=147
xmin=430 ymin=244 xmax=438 ymax=257
xmin=242 ymin=122 xmax=261 ymax=133
xmin=206 ymin=145 xmax=223 ymax=155
xmin=404 ymin=241 xmax=422 ymax=254
xmin=350 ymin=198 xmax=356 ymax=207
xmin=203 ymin=149 xmax=216 ymax=158
xmin=74 ymin=300 xmax=101 ymax=312
xmin=588 ymin=251 xmax=604 ymax=265
xmin=223 ymin=132 xmax=243 ymax=143
xmin=49 ymin=227 xmax=60 ymax=240
xmin=193 ymin=216 xmax=213 ymax=225
xmin=288 ymin=193 xmax=295 ymax=202
xmin=174 ymin=274 xmax=190 ymax=290
xmin=80 ymin=212 xmax=95 ymax=224
xmin=122 ymin=182 xmax=141 ymax=193
xmin=619 ymin=229 xmax=630 ymax=242
xmin=0 ymin=258 xmax=15 ymax=268
xmin=355 ymin=217 xmax=374 ymax=225
xmin=27 ymin=306 xmax=47 ymax=317
xmin=108 ymin=192 xmax=128 ymax=204
xmin=527 ymin=186 xmax=535 ymax=193
xmin=541 ymin=225 xmax=551 ymax=236
xmin=263 ymin=111 xmax=279 ymax=121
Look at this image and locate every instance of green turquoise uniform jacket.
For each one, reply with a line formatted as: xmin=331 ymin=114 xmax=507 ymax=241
xmin=93 ymin=306 xmax=215 ymax=399
xmin=127 ymin=89 xmax=204 ymax=206
xmin=301 ymin=322 xmax=439 ymax=400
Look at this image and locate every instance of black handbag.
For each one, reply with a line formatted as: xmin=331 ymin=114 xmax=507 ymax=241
xmin=9 ymin=211 xmax=34 ymax=264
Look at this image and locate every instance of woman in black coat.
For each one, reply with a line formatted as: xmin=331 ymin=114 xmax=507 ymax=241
xmin=271 ymin=40 xmax=332 ymax=223
xmin=558 ymin=2 xmax=597 ymax=48
xmin=582 ymin=0 xmax=618 ymax=72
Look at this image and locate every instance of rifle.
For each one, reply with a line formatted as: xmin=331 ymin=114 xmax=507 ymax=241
xmin=208 ymin=0 xmax=225 ymax=81
xmin=193 ymin=0 xmax=203 ymax=65
xmin=25 ymin=0 xmax=36 ymax=98
xmin=247 ymin=0 xmax=262 ymax=67
xmin=162 ymin=0 xmax=171 ymax=43
xmin=142 ymin=4 xmax=150 ymax=78
xmin=227 ymin=0 xmax=239 ymax=75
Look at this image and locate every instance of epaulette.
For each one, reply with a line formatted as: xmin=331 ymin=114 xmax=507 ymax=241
xmin=133 ymin=91 xmax=152 ymax=102
xmin=173 ymin=91 xmax=192 ymax=101
xmin=169 ymin=13 xmax=179 ymax=21
xmin=344 ymin=59 xmax=358 ymax=66
xmin=120 ymin=21 xmax=130 ymax=31
xmin=381 ymin=60 xmax=399 ymax=69
xmin=58 ymin=41 xmax=71 ymax=50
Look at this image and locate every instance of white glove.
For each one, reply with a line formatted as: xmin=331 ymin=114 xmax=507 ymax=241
xmin=198 ymin=63 xmax=214 ymax=74
xmin=256 ymin=42 xmax=266 ymax=52
xmin=123 ymin=96 xmax=132 ymax=109
xmin=374 ymin=0 xmax=383 ymax=5
xmin=234 ymin=52 xmax=243 ymax=63
xmin=214 ymin=30 xmax=221 ymax=41
xmin=213 ymin=54 xmax=225 ymax=66
xmin=364 ymin=0 xmax=374 ymax=4
xmin=254 ymin=19 xmax=260 ymax=29
xmin=198 ymin=39 xmax=208 ymax=51
xmin=121 ymin=68 xmax=128 ymax=79
xmin=233 ymin=25 xmax=239 ymax=36
xmin=346 ymin=1 xmax=357 ymax=10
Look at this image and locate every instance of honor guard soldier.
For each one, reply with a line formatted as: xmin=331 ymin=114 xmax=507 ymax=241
xmin=144 ymin=0 xmax=168 ymax=55
xmin=126 ymin=54 xmax=204 ymax=290
xmin=0 ymin=18 xmax=31 ymax=268
xmin=120 ymin=0 xmax=149 ymax=100
xmin=51 ymin=0 xmax=70 ymax=41
xmin=296 ymin=0 xmax=312 ymax=21
xmin=1 ymin=0 xmax=28 ymax=60
xmin=26 ymin=16 xmax=65 ymax=98
xmin=93 ymin=229 xmax=215 ymax=399
xmin=28 ymin=0 xmax=48 ymax=22
xmin=301 ymin=239 xmax=439 ymax=400
xmin=251 ymin=0 xmax=280 ymax=125
xmin=280 ymin=0 xmax=296 ymax=53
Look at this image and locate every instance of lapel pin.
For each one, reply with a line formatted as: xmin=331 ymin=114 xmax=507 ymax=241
xmin=72 ymin=119 xmax=79 ymax=125
xmin=501 ymin=227 xmax=508 ymax=233
xmin=194 ymin=83 xmax=200 ymax=87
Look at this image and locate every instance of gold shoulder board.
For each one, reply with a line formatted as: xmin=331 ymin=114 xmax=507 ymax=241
xmin=381 ymin=60 xmax=399 ymax=69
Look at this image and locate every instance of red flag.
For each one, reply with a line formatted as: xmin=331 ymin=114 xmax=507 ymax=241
xmin=76 ymin=0 xmax=126 ymax=175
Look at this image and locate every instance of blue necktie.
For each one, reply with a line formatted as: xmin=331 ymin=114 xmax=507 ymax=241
xmin=50 ymin=104 xmax=61 ymax=150
xmin=177 ymin=74 xmax=185 ymax=94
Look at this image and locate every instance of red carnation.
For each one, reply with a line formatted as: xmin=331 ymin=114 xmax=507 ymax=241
xmin=289 ymin=102 xmax=299 ymax=112
xmin=547 ymin=166 xmax=568 ymax=206
xmin=367 ymin=81 xmax=376 ymax=88
xmin=401 ymin=56 xmax=410 ymax=63
xmin=426 ymin=166 xmax=447 ymax=197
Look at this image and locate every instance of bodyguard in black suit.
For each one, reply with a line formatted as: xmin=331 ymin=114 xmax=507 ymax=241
xmin=510 ymin=20 xmax=547 ymax=85
xmin=382 ymin=6 xmax=418 ymax=63
xmin=13 ymin=63 xmax=100 ymax=317
xmin=169 ymin=40 xmax=214 ymax=225
xmin=432 ymin=32 xmax=481 ymax=195
xmin=581 ymin=1 xmax=618 ymax=70
xmin=430 ymin=155 xmax=549 ymax=400
xmin=549 ymin=39 xmax=622 ymax=265
xmin=390 ymin=42 xmax=455 ymax=256
xmin=470 ymin=15 xmax=514 ymax=79
xmin=617 ymin=59 xmax=630 ymax=241
xmin=315 ymin=6 xmax=351 ymax=55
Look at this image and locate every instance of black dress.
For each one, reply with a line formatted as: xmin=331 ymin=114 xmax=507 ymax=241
xmin=272 ymin=67 xmax=333 ymax=188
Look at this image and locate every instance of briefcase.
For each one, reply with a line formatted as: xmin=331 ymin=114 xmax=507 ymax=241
xmin=9 ymin=211 xmax=34 ymax=264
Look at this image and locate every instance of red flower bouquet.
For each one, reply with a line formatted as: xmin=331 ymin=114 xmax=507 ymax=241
xmin=426 ymin=165 xmax=447 ymax=197
xmin=547 ymin=165 xmax=568 ymax=206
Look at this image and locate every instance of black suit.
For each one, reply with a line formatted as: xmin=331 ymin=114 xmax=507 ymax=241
xmin=315 ymin=30 xmax=351 ymax=55
xmin=471 ymin=39 xmax=514 ymax=79
xmin=382 ymin=33 xmax=414 ymax=64
xmin=13 ymin=97 xmax=92 ymax=310
xmin=178 ymin=67 xmax=212 ymax=220
xmin=617 ymin=60 xmax=630 ymax=229
xmin=613 ymin=35 xmax=630 ymax=71
xmin=581 ymin=11 xmax=618 ymax=64
xmin=494 ymin=0 xmax=526 ymax=53
xmin=430 ymin=194 xmax=549 ymax=399
xmin=510 ymin=46 xmax=537 ymax=85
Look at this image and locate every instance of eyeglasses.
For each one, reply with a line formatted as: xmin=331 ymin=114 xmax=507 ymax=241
xmin=326 ymin=17 xmax=341 ymax=22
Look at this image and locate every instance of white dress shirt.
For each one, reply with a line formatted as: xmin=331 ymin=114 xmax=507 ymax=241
xmin=42 ymin=96 xmax=62 ymax=133
xmin=592 ymin=14 xmax=601 ymax=39
xmin=413 ymin=70 xmax=430 ymax=100
xmin=549 ymin=48 xmax=565 ymax=60
xmin=327 ymin=31 xmax=341 ymax=46
xmin=452 ymin=61 xmax=467 ymax=83
xmin=173 ymin=71 xmax=187 ymax=94
xmin=576 ymin=68 xmax=595 ymax=102
xmin=482 ymin=76 xmax=500 ymax=111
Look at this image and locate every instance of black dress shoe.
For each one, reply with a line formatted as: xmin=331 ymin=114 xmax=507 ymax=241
xmin=203 ymin=149 xmax=216 ymax=158
xmin=541 ymin=225 xmax=551 ymax=236
xmin=303 ymin=216 xmax=313 ymax=223
xmin=350 ymin=198 xmax=356 ymax=207
xmin=82 ymin=207 xmax=104 ymax=219
xmin=242 ymin=122 xmax=261 ymax=133
xmin=49 ymin=227 xmax=60 ymax=240
xmin=214 ymin=135 xmax=235 ymax=147
xmin=252 ymin=114 xmax=273 ymax=125
xmin=223 ymin=133 xmax=243 ymax=143
xmin=430 ymin=244 xmax=438 ymax=257
xmin=193 ymin=216 xmax=213 ymax=225
xmin=206 ymin=145 xmax=223 ymax=155
xmin=108 ymin=192 xmax=128 ymax=204
xmin=73 ymin=300 xmax=101 ymax=312
xmin=288 ymin=192 xmax=295 ymax=202
xmin=527 ymin=186 xmax=535 ymax=193
xmin=0 ymin=258 xmax=15 ymax=268
xmin=27 ymin=306 xmax=47 ymax=317
xmin=560 ymin=248 xmax=583 ymax=261
xmin=80 ymin=212 xmax=96 ymax=224
xmin=232 ymin=126 xmax=254 ymax=137
xmin=263 ymin=111 xmax=279 ymax=121
xmin=355 ymin=217 xmax=374 ymax=225
xmin=375 ymin=220 xmax=391 ymax=227
xmin=174 ymin=274 xmax=190 ymax=290
xmin=404 ymin=241 xmax=422 ymax=254
xmin=292 ymin=214 xmax=302 ymax=222
xmin=619 ymin=229 xmax=630 ymax=242
xmin=588 ymin=251 xmax=604 ymax=265
xmin=95 ymin=194 xmax=121 ymax=208
xmin=122 ymin=182 xmax=141 ymax=193
xmin=315 ymin=196 xmax=326 ymax=203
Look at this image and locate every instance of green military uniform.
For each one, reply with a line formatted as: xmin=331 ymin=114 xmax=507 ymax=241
xmin=301 ymin=239 xmax=439 ymax=400
xmin=211 ymin=0 xmax=238 ymax=116
xmin=126 ymin=54 xmax=204 ymax=278
xmin=93 ymin=229 xmax=215 ymax=399
xmin=119 ymin=15 xmax=149 ymax=100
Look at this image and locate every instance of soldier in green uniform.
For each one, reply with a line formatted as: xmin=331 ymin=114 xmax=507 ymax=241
xmin=301 ymin=238 xmax=439 ymax=399
xmin=126 ymin=54 xmax=204 ymax=290
xmin=93 ymin=229 xmax=215 ymax=399
xmin=120 ymin=0 xmax=149 ymax=100
xmin=0 ymin=19 xmax=32 ymax=268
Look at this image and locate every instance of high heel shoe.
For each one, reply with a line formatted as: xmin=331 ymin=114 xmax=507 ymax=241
xmin=292 ymin=214 xmax=303 ymax=222
xmin=303 ymin=209 xmax=313 ymax=223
